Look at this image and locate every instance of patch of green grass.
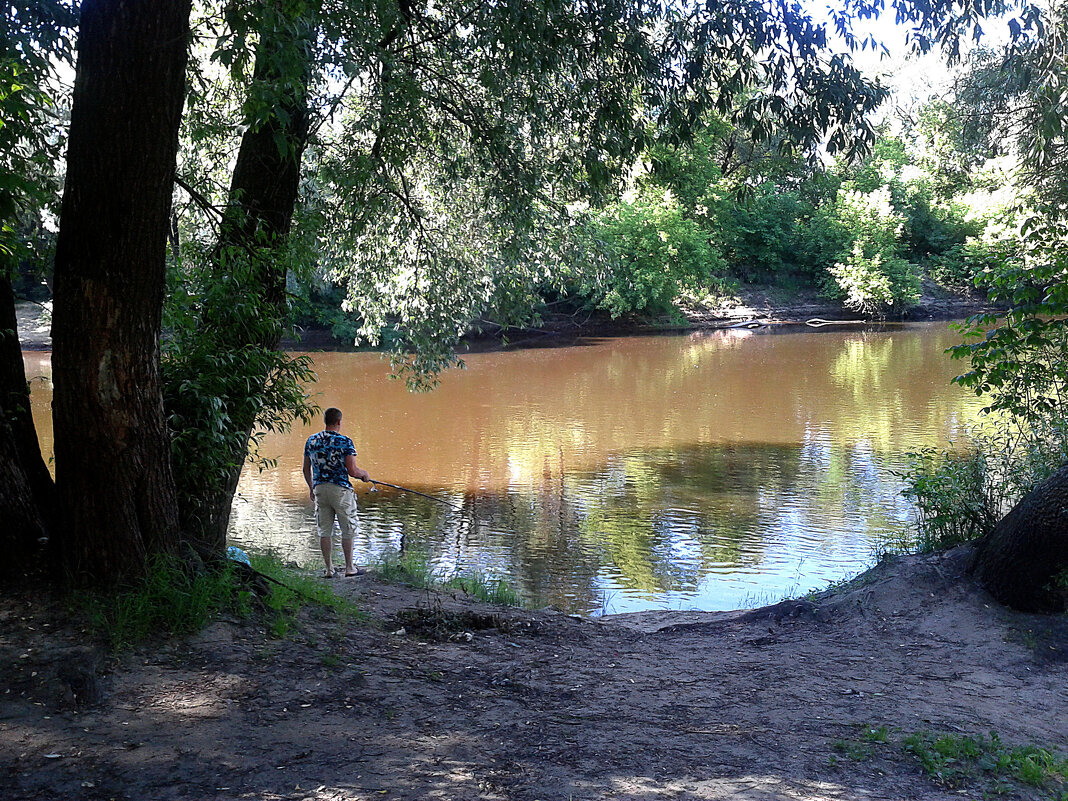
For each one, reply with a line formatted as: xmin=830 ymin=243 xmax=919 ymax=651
xmin=863 ymin=725 xmax=891 ymax=743
xmin=248 ymin=552 xmax=362 ymax=637
xmin=268 ymin=614 xmax=294 ymax=639
xmin=829 ymin=725 xmax=894 ymax=765
xmin=84 ymin=550 xmax=366 ymax=651
xmin=903 ymin=730 xmax=1068 ymax=795
xmin=444 ymin=573 xmax=522 ymax=607
xmin=372 ymin=550 xmax=437 ymax=589
xmin=249 ymin=552 xmax=360 ymax=613
xmin=372 ymin=550 xmax=527 ymax=608
xmin=829 ymin=725 xmax=1068 ymax=798
xmin=86 ymin=554 xmax=253 ymax=650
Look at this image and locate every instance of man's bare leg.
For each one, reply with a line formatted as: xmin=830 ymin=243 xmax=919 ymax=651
xmin=342 ymin=537 xmax=355 ymax=576
xmin=320 ymin=536 xmax=335 ymax=577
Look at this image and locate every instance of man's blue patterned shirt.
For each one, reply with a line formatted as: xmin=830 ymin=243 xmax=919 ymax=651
xmin=304 ymin=430 xmax=357 ymax=488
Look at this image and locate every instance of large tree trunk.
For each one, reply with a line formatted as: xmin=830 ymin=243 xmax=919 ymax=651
xmin=50 ymin=0 xmax=191 ymax=585
xmin=177 ymin=6 xmax=312 ymax=553
xmin=970 ymin=463 xmax=1068 ymax=613
xmin=0 ymin=276 xmax=54 ymax=576
xmin=0 ymin=424 xmax=43 ymax=579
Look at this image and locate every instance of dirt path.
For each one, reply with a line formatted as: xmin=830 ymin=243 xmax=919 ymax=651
xmin=2 ymin=549 xmax=1066 ymax=801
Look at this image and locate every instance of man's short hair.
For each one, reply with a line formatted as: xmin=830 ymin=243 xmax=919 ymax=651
xmin=324 ymin=407 xmax=342 ymax=426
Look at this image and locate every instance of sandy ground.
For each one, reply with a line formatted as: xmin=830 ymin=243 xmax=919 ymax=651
xmin=1 ymin=548 xmax=1066 ymax=801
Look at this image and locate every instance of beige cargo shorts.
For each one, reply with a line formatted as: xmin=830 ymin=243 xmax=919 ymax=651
xmin=313 ymin=482 xmax=360 ymax=540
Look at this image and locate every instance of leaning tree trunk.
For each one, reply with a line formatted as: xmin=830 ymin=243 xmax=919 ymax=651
xmin=176 ymin=6 xmax=313 ymax=554
xmin=970 ymin=463 xmax=1068 ymax=613
xmin=0 ymin=275 xmax=54 ymax=576
xmin=50 ymin=0 xmax=191 ymax=585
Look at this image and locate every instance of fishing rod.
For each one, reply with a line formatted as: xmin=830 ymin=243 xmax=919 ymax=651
xmin=366 ymin=478 xmax=465 ymax=511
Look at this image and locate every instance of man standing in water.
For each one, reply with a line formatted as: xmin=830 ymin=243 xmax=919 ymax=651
xmin=302 ymin=407 xmax=371 ymax=578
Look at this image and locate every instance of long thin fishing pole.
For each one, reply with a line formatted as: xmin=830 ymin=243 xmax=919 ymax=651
xmin=367 ymin=478 xmax=465 ymax=510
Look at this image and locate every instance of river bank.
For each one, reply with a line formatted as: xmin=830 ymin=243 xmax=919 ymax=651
xmin=14 ymin=283 xmax=998 ymax=353
xmin=2 ymin=547 xmax=1066 ymax=801
xmin=451 ymin=285 xmax=999 ymax=353
xmin=295 ymin=284 xmax=1002 ymax=353
xmin=296 ymin=285 xmax=1001 ymax=353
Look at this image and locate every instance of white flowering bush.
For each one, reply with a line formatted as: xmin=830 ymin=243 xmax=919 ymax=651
xmin=821 ymin=186 xmax=921 ymax=314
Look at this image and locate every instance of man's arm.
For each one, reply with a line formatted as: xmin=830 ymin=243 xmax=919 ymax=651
xmin=345 ymin=454 xmax=370 ymax=483
xmin=303 ymin=453 xmax=314 ymax=501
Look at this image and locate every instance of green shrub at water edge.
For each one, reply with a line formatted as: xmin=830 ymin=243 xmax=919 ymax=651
xmin=894 ymin=446 xmax=1000 ymax=552
xmin=444 ymin=573 xmax=523 ymax=607
xmin=929 ymin=232 xmax=1021 ymax=292
xmin=373 ymin=550 xmax=526 ymax=608
xmin=827 ymin=245 xmax=919 ymax=316
xmin=819 ymin=186 xmax=921 ymax=315
xmin=373 ymin=549 xmax=437 ymax=589
xmin=588 ymin=189 xmax=727 ymax=317
xmin=894 ymin=423 xmax=1068 ymax=555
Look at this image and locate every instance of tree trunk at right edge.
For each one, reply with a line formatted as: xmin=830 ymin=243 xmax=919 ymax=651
xmin=970 ymin=463 xmax=1068 ymax=613
xmin=50 ymin=0 xmax=191 ymax=585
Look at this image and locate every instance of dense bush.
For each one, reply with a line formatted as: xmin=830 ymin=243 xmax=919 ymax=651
xmin=898 ymin=186 xmax=980 ymax=263
xmin=899 ymin=421 xmax=1068 ymax=553
xmin=589 ymin=190 xmax=727 ymax=316
xmin=709 ymin=186 xmax=803 ymax=281
xmin=163 ymin=246 xmax=317 ymax=534
xmin=900 ymin=213 xmax=1068 ymax=554
xmin=289 ymin=281 xmax=363 ymax=344
xmin=828 ymin=246 xmax=918 ymax=315
xmin=929 ymin=229 xmax=1023 ymax=290
xmin=899 ymin=444 xmax=1005 ymax=551
xmin=820 ymin=186 xmax=921 ymax=313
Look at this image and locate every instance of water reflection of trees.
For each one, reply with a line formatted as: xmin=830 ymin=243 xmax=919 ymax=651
xmin=209 ymin=325 xmax=985 ymax=613
xmin=567 ymin=442 xmax=910 ymax=603
xmin=206 ymin=325 xmax=987 ymax=503
xmin=331 ymin=440 xmax=916 ymax=614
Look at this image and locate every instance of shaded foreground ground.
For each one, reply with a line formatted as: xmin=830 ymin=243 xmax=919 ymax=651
xmin=2 ymin=549 xmax=1066 ymax=801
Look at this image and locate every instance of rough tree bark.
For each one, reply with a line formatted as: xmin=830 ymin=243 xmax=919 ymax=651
xmin=0 ymin=424 xmax=43 ymax=578
xmin=0 ymin=276 xmax=54 ymax=576
xmin=50 ymin=0 xmax=192 ymax=585
xmin=178 ymin=7 xmax=313 ymax=553
xmin=970 ymin=463 xmax=1068 ymax=613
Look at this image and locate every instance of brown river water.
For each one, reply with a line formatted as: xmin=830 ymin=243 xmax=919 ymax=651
xmin=24 ymin=322 xmax=984 ymax=614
